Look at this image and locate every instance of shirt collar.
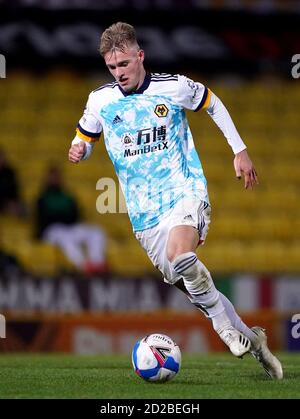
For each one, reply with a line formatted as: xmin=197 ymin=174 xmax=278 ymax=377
xmin=118 ymin=72 xmax=151 ymax=96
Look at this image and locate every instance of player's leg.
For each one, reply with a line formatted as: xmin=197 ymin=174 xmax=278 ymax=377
xmin=220 ymin=294 xmax=283 ymax=379
xmin=167 ymin=224 xmax=250 ymax=357
xmin=136 ymin=198 xmax=282 ymax=375
xmin=175 ymin=277 xmax=254 ymax=338
xmin=249 ymin=327 xmax=283 ymax=379
xmin=173 ymin=261 xmax=283 ymax=378
xmin=135 ymin=199 xmax=250 ymax=357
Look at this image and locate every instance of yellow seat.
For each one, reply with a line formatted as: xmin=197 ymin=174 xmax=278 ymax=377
xmin=14 ymin=242 xmax=61 ymax=276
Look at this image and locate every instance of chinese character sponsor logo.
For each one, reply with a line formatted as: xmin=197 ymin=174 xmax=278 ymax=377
xmin=123 ymin=126 xmax=168 ymax=158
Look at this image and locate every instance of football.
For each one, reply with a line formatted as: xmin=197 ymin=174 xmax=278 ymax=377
xmin=132 ymin=333 xmax=181 ymax=382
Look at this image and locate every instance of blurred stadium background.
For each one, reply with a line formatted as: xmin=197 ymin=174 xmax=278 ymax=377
xmin=0 ymin=0 xmax=299 ymax=355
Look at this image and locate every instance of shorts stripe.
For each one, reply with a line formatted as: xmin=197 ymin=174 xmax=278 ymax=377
xmin=197 ymin=201 xmax=210 ymax=239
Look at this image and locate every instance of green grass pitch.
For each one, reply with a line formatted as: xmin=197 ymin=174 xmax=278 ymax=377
xmin=0 ymin=353 xmax=299 ymax=399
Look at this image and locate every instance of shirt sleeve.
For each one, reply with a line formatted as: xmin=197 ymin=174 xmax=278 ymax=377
xmin=206 ymin=91 xmax=247 ymax=154
xmin=177 ymin=75 xmax=211 ymax=111
xmin=76 ymin=92 xmax=103 ymax=143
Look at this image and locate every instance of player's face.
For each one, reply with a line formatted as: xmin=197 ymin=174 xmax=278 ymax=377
xmin=104 ymin=46 xmax=145 ymax=93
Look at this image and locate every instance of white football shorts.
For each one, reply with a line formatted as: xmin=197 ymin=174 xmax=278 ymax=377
xmin=135 ymin=196 xmax=211 ymax=285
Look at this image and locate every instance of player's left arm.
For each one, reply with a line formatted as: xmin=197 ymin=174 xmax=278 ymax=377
xmin=233 ymin=149 xmax=258 ymax=190
xmin=177 ymin=75 xmax=258 ymax=189
xmin=204 ymin=91 xmax=258 ymax=189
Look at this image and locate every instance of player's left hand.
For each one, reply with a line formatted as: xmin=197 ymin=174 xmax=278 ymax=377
xmin=234 ymin=149 xmax=259 ymax=189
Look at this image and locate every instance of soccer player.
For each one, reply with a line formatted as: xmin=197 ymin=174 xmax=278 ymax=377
xmin=68 ymin=22 xmax=283 ymax=379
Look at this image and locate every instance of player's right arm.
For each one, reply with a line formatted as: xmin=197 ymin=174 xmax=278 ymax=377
xmin=68 ymin=92 xmax=102 ymax=164
xmin=68 ymin=140 xmax=87 ymax=163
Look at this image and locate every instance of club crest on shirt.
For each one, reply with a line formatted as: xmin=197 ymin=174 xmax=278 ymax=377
xmin=154 ymin=104 xmax=169 ymax=117
xmin=121 ymin=132 xmax=135 ymax=148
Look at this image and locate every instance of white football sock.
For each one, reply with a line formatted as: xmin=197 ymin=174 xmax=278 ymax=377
xmin=219 ymin=292 xmax=257 ymax=342
xmin=172 ymin=252 xmax=231 ymax=333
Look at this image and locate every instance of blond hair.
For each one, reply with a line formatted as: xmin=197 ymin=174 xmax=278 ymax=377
xmin=99 ymin=22 xmax=139 ymax=57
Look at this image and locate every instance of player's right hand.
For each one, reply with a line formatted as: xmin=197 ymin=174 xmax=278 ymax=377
xmin=68 ymin=141 xmax=86 ymax=163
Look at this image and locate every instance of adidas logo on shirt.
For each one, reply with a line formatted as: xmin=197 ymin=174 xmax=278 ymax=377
xmin=113 ymin=115 xmax=122 ymax=124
